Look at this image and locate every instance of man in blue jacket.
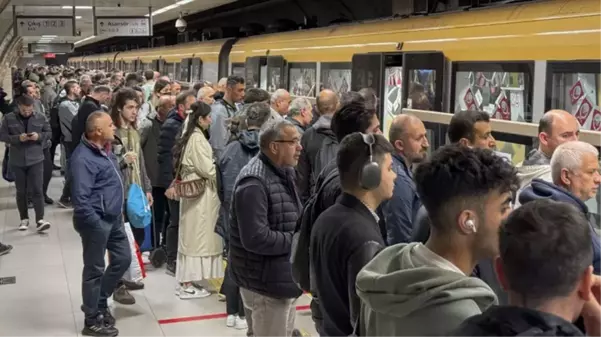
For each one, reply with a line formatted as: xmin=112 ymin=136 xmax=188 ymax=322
xmin=71 ymin=111 xmax=131 ymax=337
xmin=380 ymin=114 xmax=429 ymax=245
xmin=520 ymin=140 xmax=600 ymax=275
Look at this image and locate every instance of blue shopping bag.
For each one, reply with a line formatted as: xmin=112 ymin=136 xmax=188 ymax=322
xmin=126 ymin=183 xmax=151 ymax=229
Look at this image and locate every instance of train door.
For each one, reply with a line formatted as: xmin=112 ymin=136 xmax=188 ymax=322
xmin=180 ymin=58 xmax=191 ymax=83
xmin=266 ymin=56 xmax=286 ymax=92
xmin=402 ymin=51 xmax=447 ymax=153
xmin=190 ymin=58 xmax=202 ymax=83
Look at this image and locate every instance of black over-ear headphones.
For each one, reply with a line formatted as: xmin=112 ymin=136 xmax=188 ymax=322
xmin=360 ymin=133 xmax=382 ymax=190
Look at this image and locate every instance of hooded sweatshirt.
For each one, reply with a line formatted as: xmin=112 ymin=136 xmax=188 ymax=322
xmin=515 ymin=149 xmax=552 ymax=207
xmin=519 ymin=179 xmax=601 ymax=275
xmin=452 ymin=306 xmax=584 ymax=336
xmin=356 ymin=242 xmax=497 ymax=336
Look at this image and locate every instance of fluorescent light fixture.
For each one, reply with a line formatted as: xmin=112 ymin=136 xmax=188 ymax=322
xmin=42 ymin=35 xmax=57 ymax=38
xmin=62 ymin=6 xmax=93 ymax=9
xmin=76 ymin=16 xmax=82 ymax=19
xmin=150 ymin=0 xmax=194 ymax=16
xmin=74 ymin=35 xmax=95 ymax=45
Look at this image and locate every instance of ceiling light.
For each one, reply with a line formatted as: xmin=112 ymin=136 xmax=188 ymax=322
xmin=150 ymin=0 xmax=194 ymax=16
xmin=62 ymin=6 xmax=93 ymax=9
xmin=42 ymin=35 xmax=57 ymax=38
xmin=76 ymin=16 xmax=82 ymax=19
xmin=74 ymin=35 xmax=95 ymax=45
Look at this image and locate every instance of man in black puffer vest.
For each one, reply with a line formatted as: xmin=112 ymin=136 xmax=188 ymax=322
xmin=230 ymin=119 xmax=303 ymax=337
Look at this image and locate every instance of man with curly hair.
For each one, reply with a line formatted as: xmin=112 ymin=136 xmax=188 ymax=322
xmin=356 ymin=144 xmax=519 ymax=336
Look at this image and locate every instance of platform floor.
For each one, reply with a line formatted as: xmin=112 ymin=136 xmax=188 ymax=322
xmin=0 ymin=163 xmax=317 ymax=336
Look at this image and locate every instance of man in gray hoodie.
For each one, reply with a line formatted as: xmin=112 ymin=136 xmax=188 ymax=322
xmin=356 ymin=145 xmax=519 ymax=336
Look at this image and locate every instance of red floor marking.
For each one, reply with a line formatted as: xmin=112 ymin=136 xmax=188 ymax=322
xmin=158 ymin=304 xmax=311 ymax=325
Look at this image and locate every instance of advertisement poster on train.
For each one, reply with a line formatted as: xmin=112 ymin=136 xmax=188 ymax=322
xmin=570 ymin=79 xmax=585 ymax=105
xmin=495 ymin=92 xmax=511 ymax=120
xmin=321 ymin=69 xmax=351 ymax=94
xmin=592 ymin=108 xmax=601 ymax=131
xmin=383 ymin=67 xmax=403 ymax=138
xmin=509 ymin=91 xmax=525 ymax=122
xmin=575 ymin=97 xmax=593 ymax=127
xmin=289 ymin=68 xmax=316 ymax=97
xmin=569 ymin=76 xmax=598 ymax=130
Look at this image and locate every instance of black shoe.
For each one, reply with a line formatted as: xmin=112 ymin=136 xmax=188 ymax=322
xmin=53 ymin=164 xmax=61 ymax=171
xmin=100 ymin=308 xmax=116 ymax=327
xmin=121 ymin=279 xmax=144 ymax=290
xmin=292 ymin=329 xmax=302 ymax=337
xmin=149 ymin=247 xmax=167 ymax=268
xmin=82 ymin=321 xmax=118 ymax=337
xmin=57 ymin=197 xmax=72 ymax=209
xmin=165 ymin=261 xmax=176 ymax=276
xmin=0 ymin=243 xmax=13 ymax=256
xmin=113 ymin=285 xmax=135 ymax=305
xmin=44 ymin=195 xmax=54 ymax=205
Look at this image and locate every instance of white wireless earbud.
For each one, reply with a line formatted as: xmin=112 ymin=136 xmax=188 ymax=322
xmin=466 ymin=219 xmax=477 ymax=233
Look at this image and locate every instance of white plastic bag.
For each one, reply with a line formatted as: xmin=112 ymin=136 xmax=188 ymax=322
xmin=122 ymin=222 xmax=144 ymax=283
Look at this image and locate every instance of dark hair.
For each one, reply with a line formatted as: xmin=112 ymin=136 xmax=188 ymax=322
xmin=244 ymin=88 xmax=270 ymax=104
xmin=16 ymin=94 xmax=34 ymax=106
xmin=414 ymin=145 xmax=519 ymax=230
xmin=226 ymin=75 xmax=245 ymax=88
xmin=64 ymin=80 xmax=79 ymax=95
xmin=538 ymin=112 xmax=554 ymax=135
xmin=193 ymin=82 xmax=204 ymax=92
xmin=337 ymin=132 xmax=394 ymax=191
xmin=92 ymin=85 xmax=111 ymax=94
xmin=448 ymin=110 xmax=490 ymax=143
xmin=245 ymin=102 xmax=271 ymax=129
xmin=153 ymin=78 xmax=171 ymax=94
xmin=358 ymin=88 xmax=378 ymax=112
xmin=500 ymin=199 xmax=592 ymax=306
xmin=331 ymin=98 xmax=378 ymax=142
xmin=132 ymin=86 xmax=143 ymax=94
xmin=144 ymin=70 xmax=154 ymax=81
xmin=172 ymin=102 xmax=212 ymax=172
xmin=176 ymin=90 xmax=196 ymax=110
xmin=110 ymin=87 xmax=140 ymax=129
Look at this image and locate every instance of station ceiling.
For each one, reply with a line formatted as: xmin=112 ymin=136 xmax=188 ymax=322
xmin=4 ymin=0 xmax=236 ymax=47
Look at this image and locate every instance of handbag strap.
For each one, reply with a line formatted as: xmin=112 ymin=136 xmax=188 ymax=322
xmin=174 ymin=141 xmax=188 ymax=180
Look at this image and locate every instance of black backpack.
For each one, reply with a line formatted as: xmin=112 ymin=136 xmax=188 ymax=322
xmin=290 ymin=167 xmax=339 ymax=292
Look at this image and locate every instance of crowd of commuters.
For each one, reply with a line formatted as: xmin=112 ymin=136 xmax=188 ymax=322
xmin=0 ymin=64 xmax=599 ymax=337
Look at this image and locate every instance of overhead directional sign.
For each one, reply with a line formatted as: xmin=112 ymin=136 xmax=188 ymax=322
xmin=16 ymin=16 xmax=74 ymax=36
xmin=95 ymin=17 xmax=150 ymax=37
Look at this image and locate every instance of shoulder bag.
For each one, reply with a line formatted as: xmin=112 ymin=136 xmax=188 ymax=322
xmin=173 ymin=140 xmax=206 ymax=199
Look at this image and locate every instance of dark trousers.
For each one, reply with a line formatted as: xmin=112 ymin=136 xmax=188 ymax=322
xmin=12 ymin=162 xmax=44 ymax=222
xmin=60 ymin=141 xmax=74 ymax=200
xmin=223 ymin=266 xmax=245 ymax=317
xmin=75 ymin=217 xmax=131 ymax=323
xmin=43 ymin=148 xmax=52 ymax=197
xmin=151 ymin=187 xmax=168 ymax=249
xmin=166 ymin=199 xmax=180 ymax=263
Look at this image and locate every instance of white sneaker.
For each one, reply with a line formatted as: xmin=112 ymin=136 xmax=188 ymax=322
xmin=178 ymin=285 xmax=211 ymax=299
xmin=18 ymin=219 xmax=29 ymax=231
xmin=36 ymin=219 xmax=51 ymax=233
xmin=226 ymin=314 xmax=236 ymax=328
xmin=234 ymin=316 xmax=248 ymax=330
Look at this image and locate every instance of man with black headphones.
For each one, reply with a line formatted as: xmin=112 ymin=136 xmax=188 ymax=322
xmin=309 ymin=132 xmax=395 ymax=336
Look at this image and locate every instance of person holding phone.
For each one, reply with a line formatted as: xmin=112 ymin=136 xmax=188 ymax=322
xmin=0 ymin=95 xmax=52 ymax=232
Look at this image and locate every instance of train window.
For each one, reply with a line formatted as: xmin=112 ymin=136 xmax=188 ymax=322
xmin=260 ymin=65 xmax=268 ymax=90
xmin=546 ymin=61 xmax=601 ymax=131
xmin=289 ymin=63 xmax=317 ymax=97
xmin=175 ymin=63 xmax=181 ymax=81
xmin=166 ymin=63 xmax=175 ymax=80
xmin=190 ymin=59 xmax=202 ymax=82
xmin=231 ymin=63 xmax=245 ymax=78
xmin=202 ymin=62 xmax=218 ymax=83
xmin=407 ymin=69 xmax=436 ymax=110
xmin=320 ymin=62 xmax=351 ymax=95
xmin=451 ymin=62 xmax=534 ymax=166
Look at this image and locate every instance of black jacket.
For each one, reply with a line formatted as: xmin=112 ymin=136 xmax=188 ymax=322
xmin=452 ymin=306 xmax=584 ymax=336
xmin=72 ymin=96 xmax=102 ymax=144
xmin=310 ymin=193 xmax=385 ymax=336
xmin=0 ymin=111 xmax=51 ymax=167
xmin=215 ymin=129 xmax=260 ymax=240
xmin=296 ymin=115 xmax=338 ymax=203
xmin=229 ymin=153 xmax=303 ymax=299
xmin=140 ymin=116 xmax=164 ymax=186
xmin=156 ymin=109 xmax=184 ymax=188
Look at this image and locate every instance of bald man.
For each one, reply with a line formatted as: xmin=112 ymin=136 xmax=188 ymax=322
xmin=270 ymin=89 xmax=291 ymax=121
xmin=380 ymin=114 xmax=429 ymax=245
xmin=516 ymin=109 xmax=580 ymax=205
xmin=197 ymin=86 xmax=216 ymax=105
xmin=297 ymin=89 xmax=340 ymax=202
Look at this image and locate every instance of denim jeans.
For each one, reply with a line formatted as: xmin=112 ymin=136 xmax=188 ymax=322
xmin=75 ymin=217 xmax=131 ymax=322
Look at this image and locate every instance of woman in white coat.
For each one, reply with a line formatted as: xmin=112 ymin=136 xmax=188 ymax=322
xmin=172 ymin=101 xmax=224 ymax=299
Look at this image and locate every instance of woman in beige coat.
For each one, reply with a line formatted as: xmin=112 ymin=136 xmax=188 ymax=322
xmin=172 ymin=101 xmax=224 ymax=299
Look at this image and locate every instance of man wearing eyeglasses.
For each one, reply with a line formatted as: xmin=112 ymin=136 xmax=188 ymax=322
xmin=228 ymin=119 xmax=304 ymax=336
